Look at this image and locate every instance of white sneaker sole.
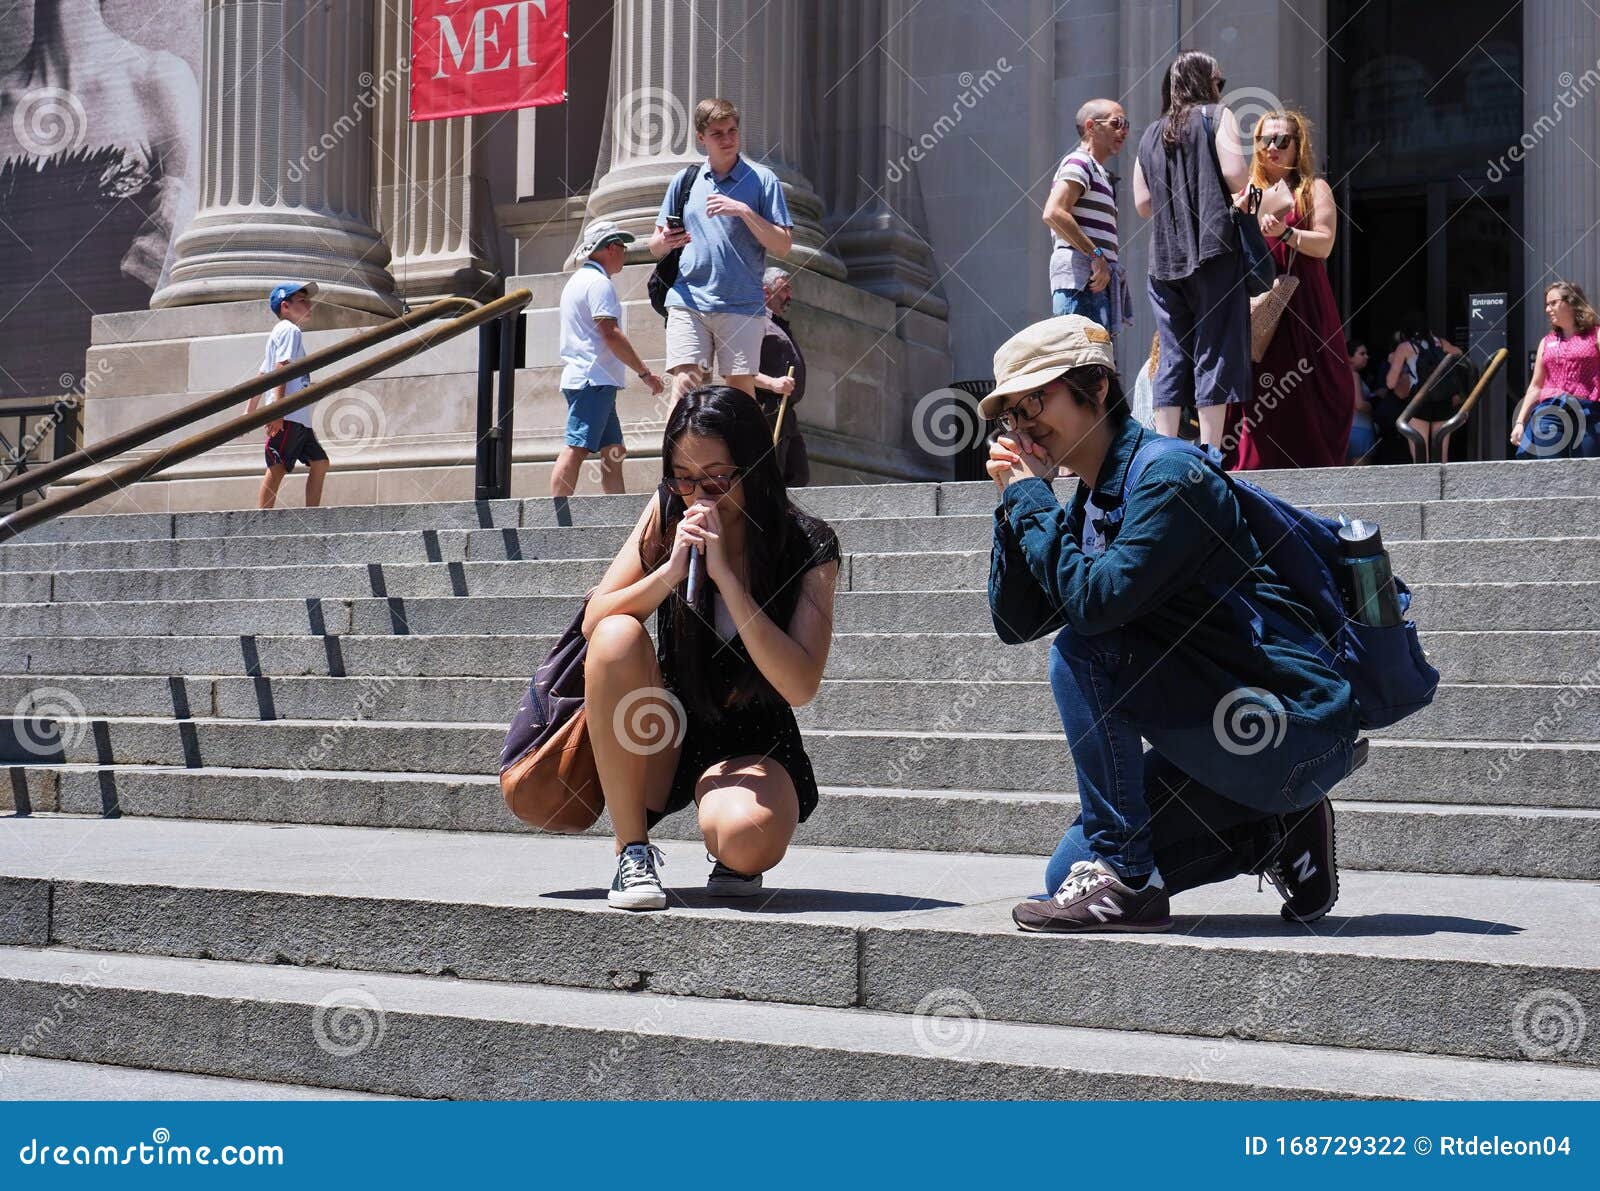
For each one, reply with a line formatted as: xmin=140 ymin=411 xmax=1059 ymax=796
xmin=608 ymin=887 xmax=667 ymax=910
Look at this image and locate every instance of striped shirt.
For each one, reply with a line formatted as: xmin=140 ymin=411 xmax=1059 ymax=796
xmin=1049 ymin=149 xmax=1119 ymax=293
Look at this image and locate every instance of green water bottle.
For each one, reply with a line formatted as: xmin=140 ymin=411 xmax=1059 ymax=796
xmin=1337 ymin=517 xmax=1403 ymax=627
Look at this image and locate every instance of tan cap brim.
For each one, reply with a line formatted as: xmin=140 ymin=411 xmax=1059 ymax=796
xmin=978 ymin=363 xmax=1068 ymax=419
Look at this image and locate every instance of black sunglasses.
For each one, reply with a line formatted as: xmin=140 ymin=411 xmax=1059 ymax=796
xmin=1256 ymin=132 xmax=1296 ymax=150
xmin=662 ymin=471 xmax=742 ymax=498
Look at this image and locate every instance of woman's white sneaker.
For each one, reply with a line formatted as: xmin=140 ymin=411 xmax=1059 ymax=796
xmin=609 ymin=842 xmax=667 ymax=910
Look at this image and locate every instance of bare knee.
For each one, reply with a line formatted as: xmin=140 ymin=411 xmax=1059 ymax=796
xmin=586 ymin=614 xmax=652 ymax=672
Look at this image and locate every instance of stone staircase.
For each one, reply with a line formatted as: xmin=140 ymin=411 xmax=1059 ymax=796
xmin=2 ymin=460 xmax=1598 ymax=1099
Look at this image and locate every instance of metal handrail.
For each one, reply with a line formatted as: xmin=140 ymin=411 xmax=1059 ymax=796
xmin=1431 ymin=348 xmax=1507 ymax=460
xmin=0 ymin=295 xmax=478 ymax=507
xmin=1395 ymin=350 xmax=1471 ymax=462
xmin=0 ymin=289 xmax=533 ymax=543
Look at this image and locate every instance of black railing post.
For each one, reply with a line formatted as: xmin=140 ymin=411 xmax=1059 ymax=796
xmin=475 ymin=319 xmax=498 ymax=500
xmin=493 ymin=312 xmax=517 ymax=500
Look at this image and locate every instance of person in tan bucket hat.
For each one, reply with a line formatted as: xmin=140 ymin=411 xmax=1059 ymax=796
xmin=984 ymin=315 xmax=1360 ymax=934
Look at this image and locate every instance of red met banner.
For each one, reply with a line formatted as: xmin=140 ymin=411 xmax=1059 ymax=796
xmin=410 ymin=0 xmax=568 ymax=121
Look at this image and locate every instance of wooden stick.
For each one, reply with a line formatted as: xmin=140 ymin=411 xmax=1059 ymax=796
xmin=771 ymin=366 xmax=795 ymax=447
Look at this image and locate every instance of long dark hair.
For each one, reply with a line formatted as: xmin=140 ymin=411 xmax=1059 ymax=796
xmin=1161 ymin=50 xmax=1222 ymax=148
xmin=640 ymin=386 xmax=835 ymax=720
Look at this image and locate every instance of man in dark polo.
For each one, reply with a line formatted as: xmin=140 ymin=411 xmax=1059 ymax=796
xmin=754 ymin=266 xmax=809 ymax=487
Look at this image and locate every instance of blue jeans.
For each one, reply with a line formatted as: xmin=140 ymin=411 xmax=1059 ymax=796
xmin=1516 ymin=395 xmax=1600 ymax=459
xmin=1047 ymin=624 xmax=1356 ymax=890
xmin=1052 ymin=286 xmax=1112 ymax=326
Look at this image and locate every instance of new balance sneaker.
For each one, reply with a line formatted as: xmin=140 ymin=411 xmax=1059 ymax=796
xmin=1264 ymin=798 xmax=1338 ymax=923
xmin=1012 ymin=859 xmax=1173 ymax=933
xmin=706 ymin=855 xmax=763 ymax=897
xmin=608 ymin=842 xmax=667 ymax=910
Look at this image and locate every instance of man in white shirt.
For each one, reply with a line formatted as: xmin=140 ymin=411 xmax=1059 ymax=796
xmin=246 ymin=281 xmax=326 ymax=509
xmin=554 ymin=220 xmax=664 ymax=497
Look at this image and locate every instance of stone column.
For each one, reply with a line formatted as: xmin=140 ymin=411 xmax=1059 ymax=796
xmin=371 ymin=0 xmax=502 ymax=301
xmin=583 ymin=0 xmax=843 ymax=278
xmin=1522 ymin=3 xmax=1600 ymax=351
xmin=808 ymin=0 xmax=942 ymax=316
xmin=153 ymin=0 xmax=399 ymax=314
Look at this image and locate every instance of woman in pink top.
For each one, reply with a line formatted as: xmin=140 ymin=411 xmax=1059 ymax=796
xmin=1513 ymin=281 xmax=1600 ymax=458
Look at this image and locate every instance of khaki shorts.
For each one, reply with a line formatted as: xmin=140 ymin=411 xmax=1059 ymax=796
xmin=665 ymin=307 xmax=765 ymax=377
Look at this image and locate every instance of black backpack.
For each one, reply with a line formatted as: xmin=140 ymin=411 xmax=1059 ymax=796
xmin=646 ymin=164 xmax=700 ymax=319
xmin=1411 ymin=337 xmax=1469 ymax=401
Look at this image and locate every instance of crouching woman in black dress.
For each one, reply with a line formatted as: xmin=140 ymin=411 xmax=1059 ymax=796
xmin=576 ymin=386 xmax=839 ymax=910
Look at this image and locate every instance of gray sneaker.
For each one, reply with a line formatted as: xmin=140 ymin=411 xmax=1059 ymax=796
xmin=608 ymin=842 xmax=667 ymax=910
xmin=706 ymin=856 xmax=763 ymax=897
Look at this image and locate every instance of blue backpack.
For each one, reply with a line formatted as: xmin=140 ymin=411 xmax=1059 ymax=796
xmin=1124 ymin=438 xmax=1440 ymax=731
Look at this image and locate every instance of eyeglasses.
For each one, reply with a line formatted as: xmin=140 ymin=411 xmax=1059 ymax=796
xmin=1095 ymin=115 xmax=1130 ymax=131
xmin=662 ymin=471 xmax=742 ymax=498
xmin=994 ymin=390 xmax=1046 ymax=434
xmin=1256 ymin=133 xmax=1296 ymax=150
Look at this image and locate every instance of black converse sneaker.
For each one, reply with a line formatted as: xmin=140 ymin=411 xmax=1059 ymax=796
xmin=1012 ymin=859 xmax=1173 ymax=933
xmin=1264 ymin=798 xmax=1338 ymax=923
xmin=608 ymin=842 xmax=667 ymax=910
xmin=706 ymin=855 xmax=763 ymax=897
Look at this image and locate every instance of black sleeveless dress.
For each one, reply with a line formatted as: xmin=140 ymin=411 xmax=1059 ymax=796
xmin=648 ymin=512 xmax=840 ymax=826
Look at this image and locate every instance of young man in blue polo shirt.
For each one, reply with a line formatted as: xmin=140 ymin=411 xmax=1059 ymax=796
xmin=553 ymin=220 xmax=664 ymax=498
xmin=648 ymin=97 xmax=793 ymax=403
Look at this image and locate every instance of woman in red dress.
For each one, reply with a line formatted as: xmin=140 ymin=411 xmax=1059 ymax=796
xmin=1226 ymin=111 xmax=1353 ymax=470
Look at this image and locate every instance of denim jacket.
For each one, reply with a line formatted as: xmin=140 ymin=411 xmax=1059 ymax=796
xmin=988 ymin=418 xmax=1357 ymax=734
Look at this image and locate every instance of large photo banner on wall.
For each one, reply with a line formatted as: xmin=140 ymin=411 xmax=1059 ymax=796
xmin=0 ymin=0 xmax=201 ymax=402
xmin=410 ymin=0 xmax=568 ymax=121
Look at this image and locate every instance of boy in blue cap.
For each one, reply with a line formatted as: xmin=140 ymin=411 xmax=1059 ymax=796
xmin=247 ymin=281 xmax=328 ymax=508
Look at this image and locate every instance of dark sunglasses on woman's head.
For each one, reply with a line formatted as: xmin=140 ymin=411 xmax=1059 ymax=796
xmin=1256 ymin=133 xmax=1296 ymax=150
xmin=662 ymin=471 xmax=742 ymax=498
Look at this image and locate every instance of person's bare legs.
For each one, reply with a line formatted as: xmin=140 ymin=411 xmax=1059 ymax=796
xmin=1197 ymin=405 xmax=1228 ymax=451
xmin=1154 ymin=407 xmax=1183 ymax=438
xmin=584 ymin=614 xmax=681 ymax=849
xmin=670 ymin=365 xmax=706 ymax=404
xmin=304 ymin=458 xmax=330 ymax=507
xmin=551 ymin=445 xmax=589 ymax=498
xmin=696 ymin=756 xmax=800 ymax=876
xmin=597 ymin=444 xmax=627 ymax=494
xmin=258 ymin=464 xmax=287 ymax=510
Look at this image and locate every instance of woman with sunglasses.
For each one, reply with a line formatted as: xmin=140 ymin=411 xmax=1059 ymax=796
xmin=576 ymin=386 xmax=840 ymax=910
xmin=1227 ymin=110 xmax=1353 ymax=470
